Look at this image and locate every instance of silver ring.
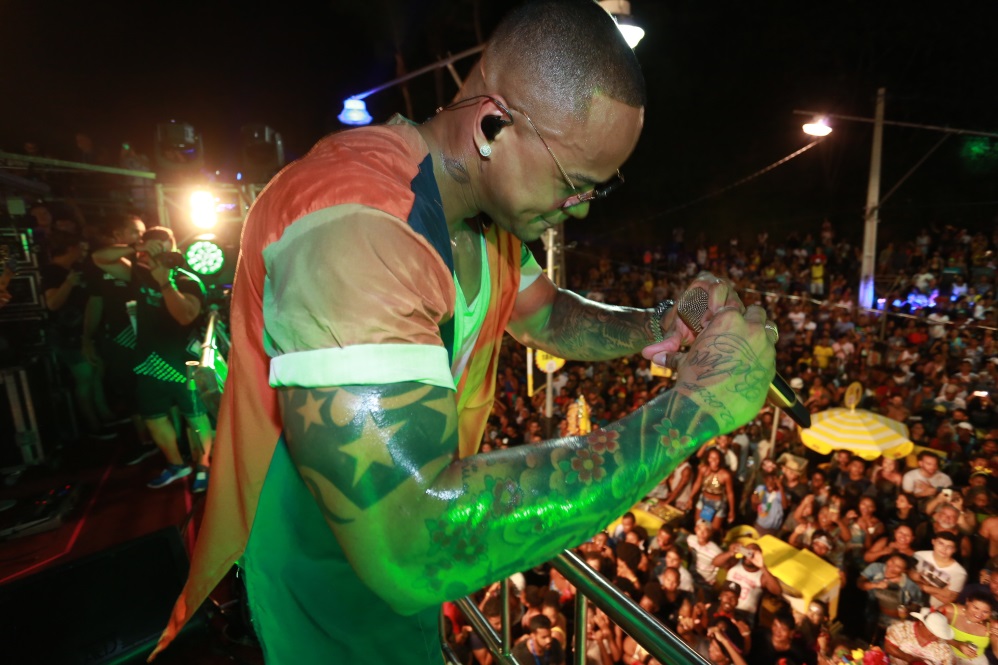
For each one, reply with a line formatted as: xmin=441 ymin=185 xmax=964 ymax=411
xmin=764 ymin=321 xmax=779 ymax=344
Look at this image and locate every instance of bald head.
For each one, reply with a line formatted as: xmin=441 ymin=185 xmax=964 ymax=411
xmin=482 ymin=0 xmax=646 ymax=121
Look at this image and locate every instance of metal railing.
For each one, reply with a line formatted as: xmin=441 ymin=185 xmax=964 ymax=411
xmin=186 ymin=308 xmax=229 ymax=419
xmin=442 ymin=549 xmax=710 ymax=665
xmin=180 ymin=305 xmax=704 ymax=665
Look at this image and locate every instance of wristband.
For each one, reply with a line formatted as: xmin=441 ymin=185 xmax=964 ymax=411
xmin=652 ymin=299 xmax=675 ymax=343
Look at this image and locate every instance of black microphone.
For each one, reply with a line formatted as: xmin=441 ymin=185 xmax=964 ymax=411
xmin=766 ymin=375 xmax=811 ymax=429
xmin=675 ymin=288 xmax=811 ymax=429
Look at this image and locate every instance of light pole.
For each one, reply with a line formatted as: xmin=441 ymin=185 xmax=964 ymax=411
xmin=859 ymin=87 xmax=886 ymax=311
xmin=798 ymin=94 xmax=998 ymax=310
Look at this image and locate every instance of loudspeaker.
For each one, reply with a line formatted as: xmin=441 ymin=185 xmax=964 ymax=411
xmin=0 ymin=527 xmax=207 ymax=665
xmin=154 ymin=121 xmax=205 ymax=182
xmin=240 ymin=124 xmax=285 ymax=184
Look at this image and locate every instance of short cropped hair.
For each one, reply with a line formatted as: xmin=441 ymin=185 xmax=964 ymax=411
xmin=486 ymin=0 xmax=646 ymax=119
xmin=528 ymin=613 xmax=553 ymax=633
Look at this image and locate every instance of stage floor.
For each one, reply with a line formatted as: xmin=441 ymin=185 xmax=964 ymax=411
xmin=0 ymin=425 xmax=263 ymax=664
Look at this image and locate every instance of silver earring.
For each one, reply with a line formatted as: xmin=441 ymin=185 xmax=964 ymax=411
xmin=479 ymin=143 xmax=492 ymax=158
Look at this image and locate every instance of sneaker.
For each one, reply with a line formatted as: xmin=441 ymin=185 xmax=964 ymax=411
xmin=88 ymin=430 xmax=118 ymax=441
xmin=126 ymin=445 xmax=159 ymax=466
xmin=147 ymin=464 xmax=192 ymax=489
xmin=191 ymin=468 xmax=209 ymax=494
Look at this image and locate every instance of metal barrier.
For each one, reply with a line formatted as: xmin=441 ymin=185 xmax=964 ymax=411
xmin=182 ymin=305 xmax=704 ymax=665
xmin=443 ymin=548 xmax=710 ymax=665
xmin=186 ymin=308 xmax=229 ymax=419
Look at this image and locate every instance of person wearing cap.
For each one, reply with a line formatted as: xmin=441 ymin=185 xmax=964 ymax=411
xmin=884 ymin=608 xmax=955 ymax=665
xmin=712 ymin=542 xmax=782 ymax=622
xmin=956 ymin=420 xmax=979 ymax=450
xmin=911 ymin=532 xmax=969 ymax=609
xmin=690 ymin=579 xmax=752 ymax=654
xmin=778 ymin=454 xmax=809 ymax=512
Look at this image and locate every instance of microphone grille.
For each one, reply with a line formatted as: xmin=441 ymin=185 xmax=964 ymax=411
xmin=677 ymin=287 xmax=709 ymax=335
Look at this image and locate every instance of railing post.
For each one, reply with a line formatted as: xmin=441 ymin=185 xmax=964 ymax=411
xmin=573 ymin=592 xmax=588 ymax=665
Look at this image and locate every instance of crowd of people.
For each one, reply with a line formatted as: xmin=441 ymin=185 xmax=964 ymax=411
xmin=6 ymin=133 xmax=998 ymax=665
xmin=444 ymin=219 xmax=998 ymax=665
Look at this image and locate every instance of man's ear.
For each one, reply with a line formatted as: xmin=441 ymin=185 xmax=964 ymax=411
xmin=481 ymin=115 xmax=507 ymax=142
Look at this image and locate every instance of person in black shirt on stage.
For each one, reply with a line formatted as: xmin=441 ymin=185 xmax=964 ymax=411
xmin=92 ymin=225 xmax=214 ymax=492
xmin=41 ymin=230 xmax=116 ymax=440
xmin=84 ymin=214 xmax=156 ymax=462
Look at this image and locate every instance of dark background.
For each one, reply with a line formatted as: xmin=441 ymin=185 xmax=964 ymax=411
xmin=1 ymin=0 xmax=996 ymax=250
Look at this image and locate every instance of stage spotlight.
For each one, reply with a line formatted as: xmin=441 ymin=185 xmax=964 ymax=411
xmin=189 ymin=190 xmax=218 ymax=229
xmin=185 ymin=236 xmax=225 ymax=276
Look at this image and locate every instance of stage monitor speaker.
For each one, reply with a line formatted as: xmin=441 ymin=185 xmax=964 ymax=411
xmin=240 ymin=123 xmax=284 ymax=184
xmin=0 ymin=527 xmax=206 ymax=665
xmin=154 ymin=121 xmax=205 ymax=181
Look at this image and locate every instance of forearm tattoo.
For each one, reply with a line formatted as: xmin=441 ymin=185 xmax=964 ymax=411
xmin=280 ymin=383 xmax=719 ymax=606
xmin=544 ymin=291 xmax=656 ymax=360
xmin=680 ymin=332 xmax=770 ymax=430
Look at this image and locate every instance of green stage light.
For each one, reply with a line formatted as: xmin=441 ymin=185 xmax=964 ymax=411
xmin=186 ymin=239 xmax=225 ymax=275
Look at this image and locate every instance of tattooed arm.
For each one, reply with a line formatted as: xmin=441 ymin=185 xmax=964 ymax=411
xmin=506 ymin=273 xmax=656 ymax=360
xmin=507 ymin=271 xmax=744 ymax=362
xmin=280 ymin=306 xmax=774 ymax=616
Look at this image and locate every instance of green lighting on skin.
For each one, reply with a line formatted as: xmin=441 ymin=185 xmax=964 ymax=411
xmin=186 ymin=240 xmax=224 ymax=275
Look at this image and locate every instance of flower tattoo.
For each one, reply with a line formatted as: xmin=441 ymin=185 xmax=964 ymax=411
xmin=559 ymin=449 xmax=606 ymax=485
xmin=654 ymin=419 xmax=692 ymax=455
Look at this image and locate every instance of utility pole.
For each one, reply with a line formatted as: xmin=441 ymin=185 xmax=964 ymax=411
xmin=858 ymin=87 xmax=885 ymax=310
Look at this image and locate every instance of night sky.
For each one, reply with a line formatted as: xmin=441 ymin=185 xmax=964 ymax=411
xmin=2 ymin=0 xmax=996 ymax=248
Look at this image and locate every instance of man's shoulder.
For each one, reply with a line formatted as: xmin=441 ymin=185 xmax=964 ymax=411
xmin=861 ymin=562 xmax=885 ymax=577
xmin=510 ymin=641 xmax=532 ymax=658
xmin=255 ymin=123 xmax=431 ymax=234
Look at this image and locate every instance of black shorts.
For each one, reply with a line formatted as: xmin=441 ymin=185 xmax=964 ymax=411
xmin=136 ymin=374 xmax=206 ymax=420
xmin=101 ymin=340 xmax=138 ymax=410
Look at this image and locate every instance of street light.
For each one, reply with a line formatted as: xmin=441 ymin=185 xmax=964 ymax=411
xmin=802 ymin=116 xmax=833 ymax=137
xmin=796 ymin=89 xmax=998 ymax=310
xmin=337 ymin=44 xmax=486 ymax=126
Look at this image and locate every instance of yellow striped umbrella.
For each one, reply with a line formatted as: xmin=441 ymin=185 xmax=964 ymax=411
xmin=799 ymin=382 xmax=913 ymax=461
